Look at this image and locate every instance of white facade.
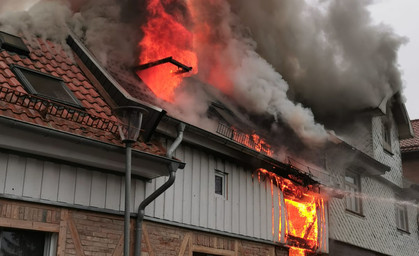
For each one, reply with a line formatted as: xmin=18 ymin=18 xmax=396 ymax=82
xmin=327 ymin=113 xmax=419 ymax=256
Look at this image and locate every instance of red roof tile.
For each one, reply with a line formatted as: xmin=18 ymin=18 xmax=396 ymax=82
xmin=0 ymin=36 xmax=165 ymax=156
xmin=400 ymin=119 xmax=419 ymax=153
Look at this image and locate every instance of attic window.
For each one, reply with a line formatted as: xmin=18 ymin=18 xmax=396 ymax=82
xmin=0 ymin=31 xmax=30 ymax=56
xmin=11 ymin=65 xmax=83 ymax=108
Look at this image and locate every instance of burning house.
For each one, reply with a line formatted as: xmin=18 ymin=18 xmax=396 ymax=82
xmin=0 ymin=0 xmax=418 ymax=255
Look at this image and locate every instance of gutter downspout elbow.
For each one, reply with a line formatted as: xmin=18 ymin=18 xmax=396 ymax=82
xmin=134 ymin=122 xmax=185 ymax=256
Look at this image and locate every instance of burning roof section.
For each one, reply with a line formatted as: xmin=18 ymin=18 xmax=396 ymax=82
xmin=0 ymin=32 xmax=165 ymax=155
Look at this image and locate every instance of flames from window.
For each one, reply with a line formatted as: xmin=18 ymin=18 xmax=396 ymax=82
xmin=137 ymin=0 xmax=197 ymax=102
xmin=255 ymin=168 xmax=326 ymax=255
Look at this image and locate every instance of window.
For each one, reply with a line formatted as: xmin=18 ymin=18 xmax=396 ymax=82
xmin=0 ymin=227 xmax=57 ymax=256
xmin=382 ymin=119 xmax=392 ymax=152
xmin=215 ymin=170 xmax=227 ymax=198
xmin=344 ymin=172 xmax=362 ymax=214
xmin=11 ymin=65 xmax=83 ymax=108
xmin=0 ymin=31 xmax=30 ymax=56
xmin=395 ymin=201 xmax=409 ymax=232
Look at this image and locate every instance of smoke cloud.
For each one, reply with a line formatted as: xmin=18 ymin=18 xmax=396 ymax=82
xmin=227 ymin=0 xmax=406 ymax=118
xmin=0 ymin=0 xmax=406 ymax=148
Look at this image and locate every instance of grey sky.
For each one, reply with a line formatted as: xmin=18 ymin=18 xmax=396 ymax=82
xmin=369 ymin=0 xmax=419 ymax=120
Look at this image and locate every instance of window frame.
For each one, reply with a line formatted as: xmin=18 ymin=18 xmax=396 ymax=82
xmin=382 ymin=118 xmax=392 ymax=153
xmin=395 ymin=200 xmax=409 ymax=233
xmin=11 ymin=64 xmax=83 ymax=109
xmin=344 ymin=171 xmax=363 ymax=215
xmin=0 ymin=226 xmax=57 ymax=256
xmin=214 ymin=169 xmax=228 ymax=199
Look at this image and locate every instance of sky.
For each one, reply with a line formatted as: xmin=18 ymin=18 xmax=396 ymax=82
xmin=369 ymin=0 xmax=419 ymax=120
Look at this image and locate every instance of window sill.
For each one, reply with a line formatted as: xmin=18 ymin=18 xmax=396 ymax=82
xmin=396 ymin=228 xmax=410 ymax=235
xmin=383 ymin=143 xmax=393 ymax=155
xmin=345 ymin=209 xmax=365 ymax=218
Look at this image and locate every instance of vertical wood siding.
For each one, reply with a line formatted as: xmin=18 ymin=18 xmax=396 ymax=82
xmin=0 ymin=145 xmax=281 ymax=242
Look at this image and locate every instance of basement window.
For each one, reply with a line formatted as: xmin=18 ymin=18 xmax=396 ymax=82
xmin=0 ymin=31 xmax=30 ymax=56
xmin=215 ymin=170 xmax=228 ymax=198
xmin=395 ymin=201 xmax=409 ymax=232
xmin=11 ymin=65 xmax=83 ymax=108
xmin=0 ymin=227 xmax=57 ymax=256
xmin=344 ymin=171 xmax=362 ymax=215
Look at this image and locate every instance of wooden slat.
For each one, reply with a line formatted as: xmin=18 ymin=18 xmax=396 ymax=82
xmin=0 ymin=152 xmax=8 ymax=193
xmin=199 ymin=152 xmax=209 ymax=227
xmin=41 ymin=161 xmax=60 ymax=201
xmin=182 ymin=146 xmax=193 ymax=225
xmin=105 ymin=173 xmax=121 ymax=210
xmin=22 ymin=158 xmax=43 ymax=198
xmin=57 ymin=209 xmax=68 ymax=256
xmin=142 ymin=223 xmax=155 ymax=256
xmin=112 ymin=234 xmax=124 ymax=256
xmin=0 ymin=217 xmax=59 ymax=232
xmin=58 ymin=165 xmax=76 ymax=204
xmin=5 ymin=154 xmax=25 ymax=196
xmin=191 ymin=149 xmax=200 ymax=226
xmin=192 ymin=245 xmax=235 ymax=256
xmin=178 ymin=233 xmax=191 ymax=256
xmin=68 ymin=214 xmax=86 ymax=256
xmin=90 ymin=171 xmax=107 ymax=208
xmin=74 ymin=168 xmax=92 ymax=206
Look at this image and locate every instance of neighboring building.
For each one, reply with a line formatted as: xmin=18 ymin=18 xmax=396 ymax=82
xmin=325 ymin=100 xmax=419 ymax=256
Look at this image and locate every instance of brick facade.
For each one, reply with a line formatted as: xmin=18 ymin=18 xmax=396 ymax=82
xmin=0 ymin=198 xmax=290 ymax=256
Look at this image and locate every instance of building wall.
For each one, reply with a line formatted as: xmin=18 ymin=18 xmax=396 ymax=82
xmin=372 ymin=115 xmax=403 ymax=187
xmin=0 ymin=198 xmax=288 ymax=256
xmin=0 ymin=145 xmax=279 ymax=244
xmin=327 ymin=114 xmax=419 ymax=256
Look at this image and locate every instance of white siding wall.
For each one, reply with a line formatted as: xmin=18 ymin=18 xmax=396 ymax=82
xmin=0 ymin=144 xmax=278 ymax=242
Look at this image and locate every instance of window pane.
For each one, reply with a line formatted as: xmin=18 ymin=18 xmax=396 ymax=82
xmin=345 ymin=176 xmax=355 ymax=184
xmin=19 ymin=69 xmax=76 ymax=104
xmin=215 ymin=175 xmax=223 ymax=195
xmin=0 ymin=228 xmax=46 ymax=256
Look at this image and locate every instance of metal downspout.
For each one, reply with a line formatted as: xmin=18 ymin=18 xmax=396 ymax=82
xmin=134 ymin=123 xmax=185 ymax=256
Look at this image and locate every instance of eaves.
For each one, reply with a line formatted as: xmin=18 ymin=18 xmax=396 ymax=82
xmin=0 ymin=115 xmax=184 ymax=179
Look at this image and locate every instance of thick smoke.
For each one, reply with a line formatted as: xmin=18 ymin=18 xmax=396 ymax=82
xmin=0 ymin=0 xmax=406 ymax=148
xmin=187 ymin=0 xmax=329 ymax=146
xmin=227 ymin=0 xmax=406 ymax=118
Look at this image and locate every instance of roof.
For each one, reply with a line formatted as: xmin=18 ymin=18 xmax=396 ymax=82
xmin=400 ymin=119 xmax=419 ymax=153
xmin=0 ymin=35 xmax=165 ymax=156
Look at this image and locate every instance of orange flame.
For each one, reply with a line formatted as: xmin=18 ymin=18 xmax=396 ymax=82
xmin=255 ymin=168 xmax=320 ymax=252
xmin=138 ymin=0 xmax=198 ymax=102
xmin=289 ymin=247 xmax=307 ymax=256
xmin=231 ymin=128 xmax=273 ymax=156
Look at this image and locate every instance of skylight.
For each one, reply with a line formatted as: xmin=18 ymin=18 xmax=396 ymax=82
xmin=0 ymin=31 xmax=30 ymax=56
xmin=11 ymin=65 xmax=83 ymax=108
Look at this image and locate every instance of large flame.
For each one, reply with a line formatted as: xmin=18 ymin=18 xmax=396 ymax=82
xmin=255 ymin=168 xmax=322 ymax=253
xmin=137 ymin=0 xmax=198 ymax=102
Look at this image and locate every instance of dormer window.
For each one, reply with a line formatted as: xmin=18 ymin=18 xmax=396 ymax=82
xmin=11 ymin=65 xmax=83 ymax=108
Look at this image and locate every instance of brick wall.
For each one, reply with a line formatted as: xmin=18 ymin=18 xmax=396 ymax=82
xmin=0 ymin=198 xmax=291 ymax=256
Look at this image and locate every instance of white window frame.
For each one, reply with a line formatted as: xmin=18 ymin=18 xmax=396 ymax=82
xmin=214 ymin=169 xmax=228 ymax=199
xmin=344 ymin=171 xmax=362 ymax=215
